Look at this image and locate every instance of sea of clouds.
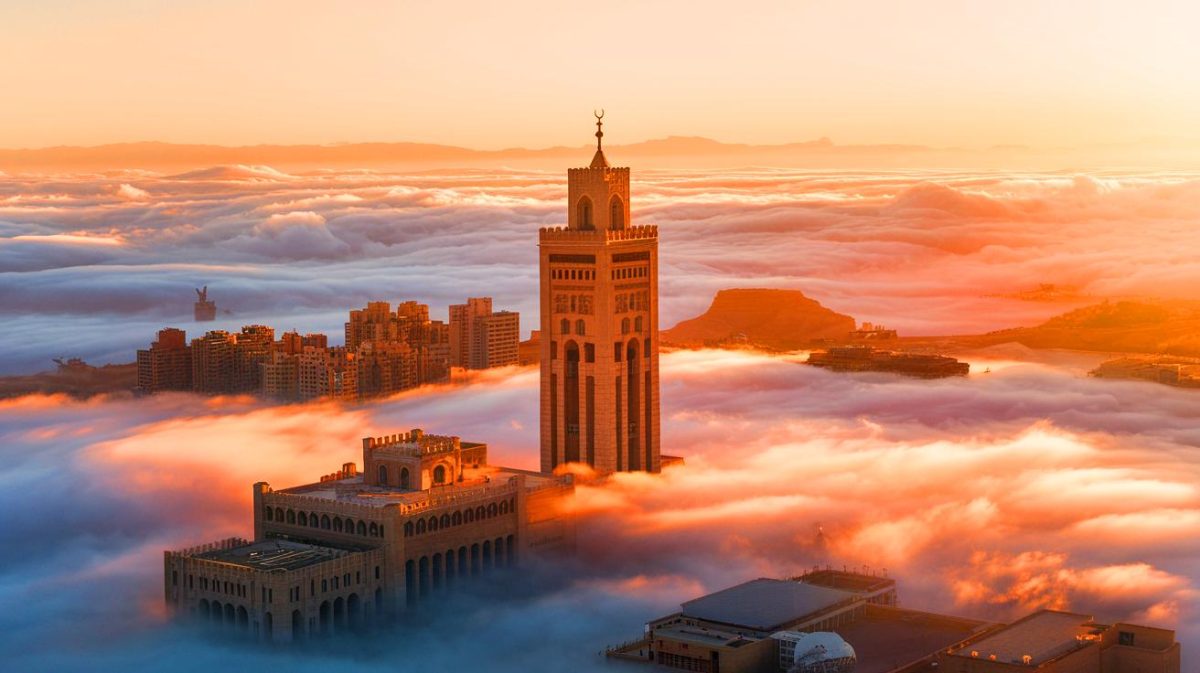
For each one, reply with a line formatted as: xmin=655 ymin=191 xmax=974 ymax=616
xmin=0 ymin=165 xmax=1198 ymax=670
xmin=0 ymin=350 xmax=1197 ymax=671
xmin=2 ymin=165 xmax=1200 ymax=372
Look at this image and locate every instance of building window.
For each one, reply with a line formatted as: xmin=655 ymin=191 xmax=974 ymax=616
xmin=378 ymin=465 xmax=388 ymax=486
xmin=400 ymin=467 xmax=411 ymax=489
xmin=585 ymin=343 xmax=595 ymax=363
xmin=575 ymin=319 xmax=585 ymax=335
xmin=634 ymin=316 xmax=643 ymax=333
xmin=1119 ymin=631 xmax=1136 ymax=646
xmin=610 ymin=195 xmax=624 ymax=229
xmin=577 ymin=196 xmax=593 ymax=230
xmin=434 ymin=465 xmax=447 ymax=484
xmin=622 ymin=318 xmax=630 ymax=334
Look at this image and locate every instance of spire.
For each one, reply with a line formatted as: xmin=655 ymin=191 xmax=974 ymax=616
xmin=590 ymin=109 xmax=609 ymax=168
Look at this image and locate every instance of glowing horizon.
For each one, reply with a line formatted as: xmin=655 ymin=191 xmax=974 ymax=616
xmin=2 ymin=0 xmax=1198 ymax=151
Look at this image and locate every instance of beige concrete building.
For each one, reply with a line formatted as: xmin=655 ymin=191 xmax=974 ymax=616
xmin=262 ymin=351 xmax=300 ymax=400
xmin=356 ymin=340 xmax=417 ymax=398
xmin=298 ymin=345 xmax=358 ymax=401
xmin=190 ymin=330 xmax=236 ymax=393
xmin=539 ymin=116 xmax=661 ymax=474
xmin=474 ymin=310 xmax=520 ymax=369
xmin=939 ymin=610 xmax=1180 ymax=673
xmin=449 ymin=297 xmax=519 ymax=370
xmin=612 ymin=570 xmax=1180 ymax=673
xmin=164 ymin=428 xmax=575 ymax=642
xmin=136 ymin=327 xmax=192 ymax=393
xmin=449 ymin=297 xmax=492 ymax=367
xmin=233 ymin=324 xmax=275 ymax=392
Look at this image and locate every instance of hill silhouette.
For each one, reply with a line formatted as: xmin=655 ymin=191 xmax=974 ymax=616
xmin=663 ymin=289 xmax=856 ymax=350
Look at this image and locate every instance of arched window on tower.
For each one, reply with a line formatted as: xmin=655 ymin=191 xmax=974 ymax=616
xmin=622 ymin=317 xmax=631 ymax=334
xmin=433 ymin=465 xmax=446 ymax=485
xmin=560 ymin=318 xmax=570 ymax=335
xmin=400 ymin=467 xmax=411 ymax=490
xmin=377 ymin=465 xmax=388 ymax=486
xmin=575 ymin=319 xmax=585 ymax=335
xmin=634 ymin=316 xmax=643 ymax=333
xmin=610 ymin=195 xmax=624 ymax=230
xmin=577 ymin=197 xmax=594 ymax=230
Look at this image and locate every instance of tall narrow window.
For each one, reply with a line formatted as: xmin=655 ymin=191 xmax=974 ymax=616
xmin=610 ymin=195 xmax=624 ymax=230
xmin=577 ymin=197 xmax=594 ymax=230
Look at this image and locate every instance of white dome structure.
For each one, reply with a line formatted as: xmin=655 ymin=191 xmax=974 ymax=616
xmin=772 ymin=631 xmax=857 ymax=673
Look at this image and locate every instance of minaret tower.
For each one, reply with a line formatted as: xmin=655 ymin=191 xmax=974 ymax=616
xmin=539 ymin=112 xmax=661 ymax=475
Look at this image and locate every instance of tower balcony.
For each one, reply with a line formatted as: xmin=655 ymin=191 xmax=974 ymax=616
xmin=538 ymin=225 xmax=658 ymax=244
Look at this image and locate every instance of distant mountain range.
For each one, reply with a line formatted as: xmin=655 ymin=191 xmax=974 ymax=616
xmin=4 ymin=135 xmax=1194 ymax=171
xmin=665 ymin=290 xmax=1200 ymax=359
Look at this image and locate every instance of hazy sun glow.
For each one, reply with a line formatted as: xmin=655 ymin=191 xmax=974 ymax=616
xmin=1 ymin=1 xmax=1199 ymax=151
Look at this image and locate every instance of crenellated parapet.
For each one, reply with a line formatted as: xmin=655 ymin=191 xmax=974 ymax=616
xmin=167 ymin=537 xmax=249 ymax=559
xmin=539 ymin=224 xmax=657 ymax=244
xmin=363 ymin=428 xmax=461 ymax=457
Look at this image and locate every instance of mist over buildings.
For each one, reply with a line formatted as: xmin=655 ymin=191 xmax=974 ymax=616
xmin=3 ymin=167 xmax=1200 ymax=373
xmin=0 ymin=349 xmax=1196 ymax=670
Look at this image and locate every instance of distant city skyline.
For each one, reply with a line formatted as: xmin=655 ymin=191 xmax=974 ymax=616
xmin=2 ymin=0 xmax=1197 ymax=150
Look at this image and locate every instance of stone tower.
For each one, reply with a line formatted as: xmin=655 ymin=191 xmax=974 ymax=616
xmin=539 ymin=113 xmax=661 ymax=475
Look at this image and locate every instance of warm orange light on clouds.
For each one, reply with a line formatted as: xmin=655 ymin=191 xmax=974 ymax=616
xmin=1 ymin=0 xmax=1198 ymax=150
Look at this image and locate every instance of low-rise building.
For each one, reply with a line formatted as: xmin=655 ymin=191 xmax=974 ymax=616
xmin=611 ymin=570 xmax=1180 ymax=673
xmin=164 ymin=428 xmax=575 ymax=642
xmin=939 ymin=610 xmax=1181 ymax=673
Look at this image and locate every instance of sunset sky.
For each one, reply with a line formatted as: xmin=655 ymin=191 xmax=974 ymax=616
xmin=2 ymin=3 xmax=1198 ymax=671
xmin=3 ymin=0 xmax=1198 ymax=150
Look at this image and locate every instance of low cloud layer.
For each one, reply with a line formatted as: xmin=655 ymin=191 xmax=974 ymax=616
xmin=0 ymin=350 xmax=1196 ymax=671
xmin=3 ymin=166 xmax=1200 ymax=372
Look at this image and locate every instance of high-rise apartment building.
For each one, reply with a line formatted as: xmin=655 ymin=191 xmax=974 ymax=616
xmin=298 ymin=346 xmax=358 ymax=401
xmin=191 ymin=330 xmax=237 ymax=394
xmin=449 ymin=297 xmax=520 ymax=370
xmin=234 ymin=325 xmax=275 ymax=392
xmin=356 ymin=341 xmax=418 ymax=398
xmin=262 ymin=351 xmax=300 ymax=400
xmin=539 ymin=117 xmax=661 ymax=474
xmin=449 ymin=297 xmax=492 ymax=368
xmin=473 ymin=311 xmax=520 ymax=369
xmin=136 ymin=327 xmax=192 ymax=393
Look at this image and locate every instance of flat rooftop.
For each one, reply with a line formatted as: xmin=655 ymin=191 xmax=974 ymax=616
xmin=279 ymin=467 xmax=560 ymax=510
xmin=655 ymin=624 xmax=761 ymax=649
xmin=194 ymin=539 xmax=353 ymax=571
xmin=798 ymin=569 xmax=896 ymax=595
xmin=680 ymin=578 xmax=857 ymax=632
xmin=836 ymin=608 xmax=991 ymax=673
xmin=949 ymin=610 xmax=1098 ymax=666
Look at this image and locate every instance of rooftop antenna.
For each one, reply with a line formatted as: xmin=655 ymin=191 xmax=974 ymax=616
xmin=594 ymin=109 xmax=605 ymax=151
